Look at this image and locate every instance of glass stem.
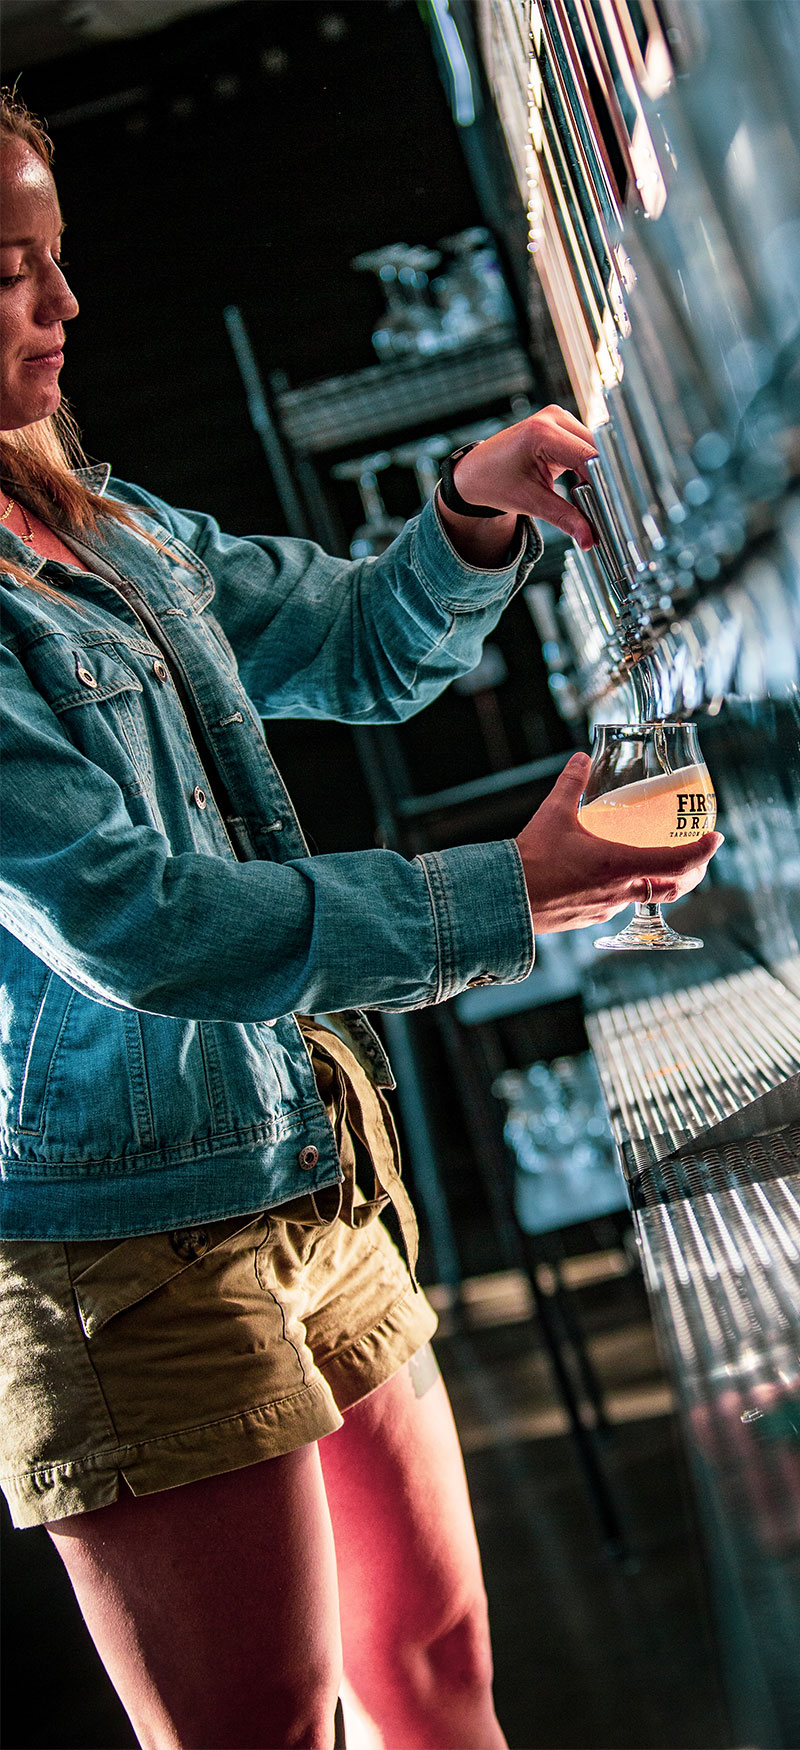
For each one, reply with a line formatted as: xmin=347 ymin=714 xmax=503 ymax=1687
xmin=358 ymin=473 xmax=386 ymax=523
xmin=633 ymin=902 xmax=663 ymax=920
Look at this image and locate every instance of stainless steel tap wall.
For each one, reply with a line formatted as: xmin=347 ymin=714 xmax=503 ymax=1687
xmin=478 ymin=0 xmax=800 ymax=974
xmin=480 ymin=0 xmax=800 ymax=719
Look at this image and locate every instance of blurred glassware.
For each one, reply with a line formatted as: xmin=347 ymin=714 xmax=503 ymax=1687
xmin=352 ymin=231 xmax=517 ymax=361
xmin=447 ymin=416 xmax=507 ymax=447
xmin=493 ymin=1052 xmax=625 ymax=1232
xmin=351 ymin=244 xmax=447 ymax=361
xmin=433 ymin=227 xmax=516 ymax=342
xmin=391 ymin=433 xmax=451 ymax=503
xmin=330 ymin=451 xmax=405 ymax=557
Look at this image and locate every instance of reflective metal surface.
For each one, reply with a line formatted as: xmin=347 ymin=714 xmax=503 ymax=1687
xmin=638 ymin=1169 xmax=800 ymax=1749
xmin=493 ymin=0 xmax=800 ymax=726
xmin=586 ymin=957 xmax=800 ymax=1744
xmin=477 ymin=8 xmax=800 ymax=1729
xmin=587 ymin=963 xmax=800 ymax=1195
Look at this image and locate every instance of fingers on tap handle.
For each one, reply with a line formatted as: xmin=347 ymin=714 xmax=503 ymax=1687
xmin=546 ymin=491 xmax=596 ymax=550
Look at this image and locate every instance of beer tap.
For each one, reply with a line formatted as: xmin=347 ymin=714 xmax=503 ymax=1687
xmin=561 ymin=551 xmax=606 ymax=666
xmin=604 ymin=385 xmax=669 ymax=555
xmin=569 ymin=478 xmax=626 ymax=591
xmin=568 ymin=531 xmax=624 ymax=642
xmin=568 ymin=467 xmax=650 ymax=660
xmin=586 ymin=456 xmax=648 ymax=580
xmin=613 ymin=339 xmax=689 ymax=533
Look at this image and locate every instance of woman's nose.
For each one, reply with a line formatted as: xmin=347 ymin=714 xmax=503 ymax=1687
xmin=38 ymin=260 xmax=79 ymax=324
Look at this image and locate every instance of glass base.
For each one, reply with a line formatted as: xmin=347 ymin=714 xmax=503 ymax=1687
xmin=593 ymin=904 xmax=703 ymax=952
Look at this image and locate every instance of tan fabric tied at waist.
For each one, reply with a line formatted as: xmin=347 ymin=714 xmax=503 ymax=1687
xmin=296 ymin=1017 xmax=419 ymax=1286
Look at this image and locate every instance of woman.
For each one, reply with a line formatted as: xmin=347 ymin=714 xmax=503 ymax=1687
xmin=0 ymin=91 xmax=721 ymax=1750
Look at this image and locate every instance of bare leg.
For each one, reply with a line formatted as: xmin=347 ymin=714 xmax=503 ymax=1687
xmin=339 ymin=1677 xmax=385 ymax=1750
xmin=319 ymin=1352 xmax=507 ymax=1750
xmin=48 ymin=1445 xmax=343 ymax=1750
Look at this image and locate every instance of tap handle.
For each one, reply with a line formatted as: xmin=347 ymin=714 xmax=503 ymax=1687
xmin=569 ymin=480 xmax=627 ymax=588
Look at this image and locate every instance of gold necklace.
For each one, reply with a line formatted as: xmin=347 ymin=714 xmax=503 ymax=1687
xmin=0 ymin=494 xmax=34 ymax=543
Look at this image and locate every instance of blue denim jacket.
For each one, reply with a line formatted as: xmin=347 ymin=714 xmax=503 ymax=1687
xmin=0 ymin=468 xmax=539 ymax=1239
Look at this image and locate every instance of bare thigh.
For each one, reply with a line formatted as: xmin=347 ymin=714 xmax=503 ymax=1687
xmin=49 ymin=1444 xmax=343 ymax=1750
xmin=319 ymin=1355 xmax=504 ymax=1748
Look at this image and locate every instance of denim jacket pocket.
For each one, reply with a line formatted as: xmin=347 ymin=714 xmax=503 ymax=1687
xmin=16 ymin=971 xmax=75 ymax=1135
xmin=157 ymin=534 xmax=215 ymax=614
xmin=25 ymin=634 xmax=143 ymax=713
xmin=68 ymin=1212 xmax=264 ymax=1338
xmin=24 ymin=634 xmax=153 ymax=796
xmin=8 ymin=977 xmax=158 ymax=1158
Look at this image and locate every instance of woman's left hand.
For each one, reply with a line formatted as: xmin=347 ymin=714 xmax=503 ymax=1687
xmin=436 ymin=404 xmax=598 ymax=566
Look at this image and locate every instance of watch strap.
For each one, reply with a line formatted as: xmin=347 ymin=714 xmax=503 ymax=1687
xmin=438 ymin=444 xmax=506 ymax=519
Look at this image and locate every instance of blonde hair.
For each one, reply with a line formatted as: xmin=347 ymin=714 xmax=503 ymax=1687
xmin=0 ymin=88 xmax=147 ymax=588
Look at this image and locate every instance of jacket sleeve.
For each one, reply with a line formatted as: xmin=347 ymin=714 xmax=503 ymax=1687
xmin=107 ymin=478 xmax=543 ymax=722
xmin=0 ymin=644 xmax=534 ymax=1022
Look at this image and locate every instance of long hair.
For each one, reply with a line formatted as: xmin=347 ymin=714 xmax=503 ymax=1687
xmin=0 ymin=89 xmax=148 ymax=587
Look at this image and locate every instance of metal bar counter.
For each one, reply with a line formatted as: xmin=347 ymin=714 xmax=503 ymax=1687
xmin=585 ymin=947 xmax=800 ymax=1747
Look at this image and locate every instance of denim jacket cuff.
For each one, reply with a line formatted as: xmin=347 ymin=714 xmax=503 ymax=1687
xmin=415 ymin=839 xmax=535 ymax=1005
xmin=411 ymin=495 xmax=543 ymax=613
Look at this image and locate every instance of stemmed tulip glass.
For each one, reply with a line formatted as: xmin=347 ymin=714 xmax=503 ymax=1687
xmin=578 ymin=722 xmax=717 ymax=949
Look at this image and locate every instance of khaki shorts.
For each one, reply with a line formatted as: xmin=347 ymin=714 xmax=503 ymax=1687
xmin=0 ymin=1023 xmax=437 ymax=1529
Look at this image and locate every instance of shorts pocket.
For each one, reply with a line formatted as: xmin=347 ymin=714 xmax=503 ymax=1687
xmin=67 ymin=1214 xmax=264 ymax=1338
xmin=256 ymin=1185 xmax=343 ymax=1283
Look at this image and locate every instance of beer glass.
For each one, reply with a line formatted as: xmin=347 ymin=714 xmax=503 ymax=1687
xmin=578 ymin=722 xmax=716 ymax=950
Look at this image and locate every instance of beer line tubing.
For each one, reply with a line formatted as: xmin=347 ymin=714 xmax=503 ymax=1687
xmin=736 ymin=974 xmax=800 ymax=1057
xmin=613 ymin=1038 xmax=672 ymax=1143
xmin=657 ymin=1009 xmax=731 ymax=1122
xmin=617 ymin=1031 xmax=682 ymax=1142
xmin=720 ymin=1004 xmax=797 ymax=1081
xmin=752 ymin=1184 xmax=800 ymax=1263
xmin=681 ymin=992 xmax=778 ymax=1091
xmin=636 ymin=999 xmax=724 ymax=1128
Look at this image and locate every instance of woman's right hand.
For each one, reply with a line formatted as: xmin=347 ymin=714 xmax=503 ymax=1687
xmin=516 ymin=752 xmax=724 ymax=934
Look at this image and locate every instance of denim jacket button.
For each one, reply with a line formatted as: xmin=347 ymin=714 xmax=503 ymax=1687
xmin=77 ymin=665 xmax=97 ymax=688
xmin=153 ymin=659 xmax=168 ymax=682
xmin=170 ymin=1227 xmax=210 ymax=1261
xmin=298 ymin=1144 xmax=319 ymax=1171
xmin=192 ymin=785 xmax=207 ymax=809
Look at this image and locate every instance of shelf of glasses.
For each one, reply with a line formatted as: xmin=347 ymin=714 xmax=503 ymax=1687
xmin=274 ymin=332 xmax=535 ymax=454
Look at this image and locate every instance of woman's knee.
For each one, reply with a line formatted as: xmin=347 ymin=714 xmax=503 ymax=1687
xmin=405 ymin=1592 xmax=495 ymax=1703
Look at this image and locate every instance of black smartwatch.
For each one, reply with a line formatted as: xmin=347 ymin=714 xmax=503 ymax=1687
xmin=437 ymin=443 xmax=506 ymax=519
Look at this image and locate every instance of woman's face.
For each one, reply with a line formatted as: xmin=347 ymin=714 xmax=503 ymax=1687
xmin=0 ymin=135 xmax=78 ymax=432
